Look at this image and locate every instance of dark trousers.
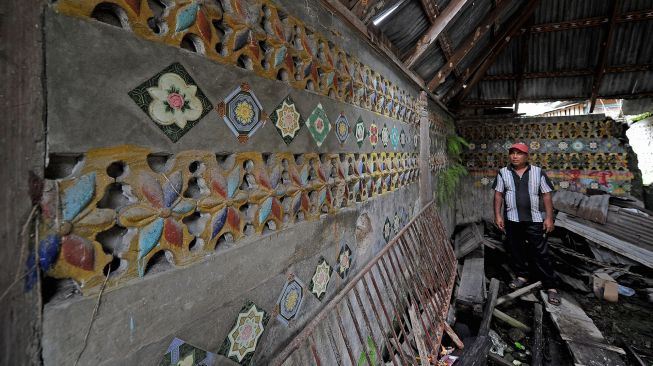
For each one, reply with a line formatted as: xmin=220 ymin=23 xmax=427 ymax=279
xmin=505 ymin=220 xmax=556 ymax=289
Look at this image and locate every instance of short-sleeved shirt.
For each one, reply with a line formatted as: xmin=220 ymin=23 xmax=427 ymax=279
xmin=492 ymin=164 xmax=554 ymax=222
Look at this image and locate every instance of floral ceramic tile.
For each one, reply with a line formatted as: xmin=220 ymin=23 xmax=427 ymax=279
xmin=369 ymin=123 xmax=379 ymax=149
xmin=129 ymin=63 xmax=213 ymax=142
xmin=274 ymin=274 xmax=305 ymax=327
xmin=355 ymin=116 xmax=366 ymax=148
xmin=390 ymin=126 xmax=399 ymax=149
xmin=381 ymin=124 xmax=390 ymax=148
xmin=219 ymin=301 xmax=269 ymax=366
xmin=399 ymin=129 xmax=407 ymax=148
xmin=159 ymin=337 xmax=217 ymax=366
xmin=305 ymin=103 xmax=331 ymax=147
xmin=334 ymin=112 xmax=350 ymax=145
xmin=335 ymin=242 xmax=353 ymax=279
xmin=383 ymin=217 xmax=392 ymax=243
xmin=393 ymin=212 xmax=400 ymax=234
xmin=217 ymin=83 xmax=267 ymax=144
xmin=270 ymin=95 xmax=303 ymax=145
xmin=309 ymin=257 xmax=333 ymax=301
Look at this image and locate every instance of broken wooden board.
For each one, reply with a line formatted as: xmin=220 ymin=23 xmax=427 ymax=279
xmin=455 ymin=224 xmax=484 ymax=259
xmin=456 ymin=256 xmax=485 ymax=310
xmin=556 ymin=212 xmax=653 ymax=269
xmin=553 ymin=191 xmax=609 ymax=224
xmin=539 ymin=290 xmax=626 ymax=366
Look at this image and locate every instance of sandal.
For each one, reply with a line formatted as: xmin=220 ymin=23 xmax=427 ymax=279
xmin=508 ymin=277 xmax=528 ymax=290
xmin=547 ymin=290 xmax=561 ymax=306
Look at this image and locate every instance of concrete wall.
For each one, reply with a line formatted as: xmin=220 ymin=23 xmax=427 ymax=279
xmin=33 ymin=1 xmax=453 ymax=365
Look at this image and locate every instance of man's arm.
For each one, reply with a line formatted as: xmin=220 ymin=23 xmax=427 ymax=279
xmin=494 ymin=190 xmax=505 ymax=232
xmin=543 ymin=192 xmax=554 ymax=233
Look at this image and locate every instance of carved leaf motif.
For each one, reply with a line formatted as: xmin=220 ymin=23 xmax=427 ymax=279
xmin=119 ymin=205 xmax=158 ymax=227
xmin=63 ymin=172 xmax=96 ymax=222
xmin=163 ymin=171 xmax=183 ymax=208
xmin=140 ymin=173 xmax=164 ymax=209
xmin=211 ymin=207 xmax=228 ymax=239
xmin=175 ymin=2 xmax=200 ymax=33
xmin=164 ymin=218 xmax=183 ymax=247
xmin=138 ymin=217 xmax=164 ymax=260
xmin=258 ymin=197 xmax=272 ymax=224
xmin=38 ymin=234 xmax=61 ymax=272
xmin=61 ymin=235 xmax=95 ymax=271
xmin=196 ymin=8 xmax=212 ymax=41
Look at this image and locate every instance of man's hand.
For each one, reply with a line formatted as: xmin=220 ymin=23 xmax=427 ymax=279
xmin=495 ymin=215 xmax=505 ymax=232
xmin=543 ymin=217 xmax=554 ymax=233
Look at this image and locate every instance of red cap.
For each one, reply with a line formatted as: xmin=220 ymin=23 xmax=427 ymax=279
xmin=509 ymin=143 xmax=529 ymax=153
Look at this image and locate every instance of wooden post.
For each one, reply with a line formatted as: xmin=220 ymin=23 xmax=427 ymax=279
xmin=496 ymin=281 xmax=542 ymax=306
xmin=479 ymin=278 xmax=500 ymax=335
xmin=418 ymin=91 xmax=432 ymax=208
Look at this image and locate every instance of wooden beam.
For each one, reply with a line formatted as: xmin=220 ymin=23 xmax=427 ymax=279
xmin=514 ymin=18 xmax=532 ymax=113
xmin=483 ymin=64 xmax=653 ymax=80
xmin=450 ymin=0 xmax=541 ymax=103
xmin=530 ymin=8 xmax=653 ymax=33
xmin=426 ymin=0 xmax=516 ymax=90
xmin=417 ymin=0 xmax=463 ymax=79
xmin=590 ymin=0 xmax=621 ymax=113
xmin=479 ymin=278 xmax=500 ymax=335
xmin=459 ymin=92 xmax=653 ymax=107
xmin=419 ymin=0 xmax=439 ymax=21
xmin=404 ymin=0 xmax=469 ymax=68
xmin=532 ymin=303 xmax=544 ymax=366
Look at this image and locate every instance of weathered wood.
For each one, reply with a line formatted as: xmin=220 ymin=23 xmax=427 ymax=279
xmin=483 ymin=63 xmax=653 ymax=80
xmin=562 ymin=337 xmax=626 ymax=355
xmin=513 ymin=18 xmax=532 ymax=113
xmin=456 ymin=257 xmax=485 ymax=308
xmin=552 ymin=190 xmax=610 ymax=224
xmin=426 ymin=0 xmax=516 ymax=90
xmin=455 ymin=224 xmax=484 ymax=259
xmin=488 ymin=353 xmax=515 ymax=366
xmin=492 ymin=309 xmax=532 ymax=332
xmin=556 ymin=212 xmax=653 ymax=269
xmin=529 ymin=7 xmax=653 ymax=33
xmin=409 ymin=304 xmax=430 ymax=366
xmin=622 ymin=341 xmax=647 ymax=366
xmin=0 ymin=0 xmax=46 ymax=365
xmin=496 ymin=281 xmax=542 ymax=306
xmin=443 ymin=322 xmax=465 ymax=350
xmin=444 ymin=0 xmax=541 ymax=102
xmin=458 ymin=335 xmax=491 ymax=366
xmin=418 ymin=92 xmax=432 ymax=208
xmin=532 ymin=303 xmax=544 ymax=366
xmin=539 ymin=290 xmax=626 ymax=366
xmin=590 ymin=0 xmax=621 ymax=112
xmin=479 ymin=278 xmax=500 ymax=335
xmin=404 ymin=0 xmax=469 ymax=67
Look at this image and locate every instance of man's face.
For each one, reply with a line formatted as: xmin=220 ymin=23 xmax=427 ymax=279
xmin=509 ymin=149 xmax=529 ymax=167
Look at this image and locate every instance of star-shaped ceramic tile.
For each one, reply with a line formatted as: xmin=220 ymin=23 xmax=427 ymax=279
xmin=217 ymin=82 xmax=267 ymax=144
xmin=270 ymin=95 xmax=303 ymax=145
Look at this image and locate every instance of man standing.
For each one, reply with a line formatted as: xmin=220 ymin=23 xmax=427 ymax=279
xmin=493 ymin=143 xmax=560 ymax=305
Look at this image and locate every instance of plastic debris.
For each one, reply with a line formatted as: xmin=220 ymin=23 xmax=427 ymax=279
xmin=514 ymin=341 xmax=526 ymax=351
xmin=437 ymin=355 xmax=458 ymax=366
xmin=618 ymin=285 xmax=635 ymax=296
xmin=489 ymin=329 xmax=509 ymax=356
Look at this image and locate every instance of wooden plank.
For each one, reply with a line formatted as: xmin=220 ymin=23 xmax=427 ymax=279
xmin=556 ymin=213 xmax=653 ymax=269
xmin=590 ymin=0 xmax=622 ymax=113
xmin=532 ymin=303 xmax=544 ymax=366
xmin=529 ymin=7 xmax=653 ymax=33
xmin=552 ymin=191 xmax=610 ymax=224
xmin=496 ymin=281 xmax=542 ymax=306
xmin=455 ymin=224 xmax=484 ymax=259
xmin=426 ymin=0 xmax=516 ymax=90
xmin=539 ymin=290 xmax=626 ymax=366
xmin=409 ymin=304 xmax=430 ymax=366
xmin=479 ymin=278 xmax=500 ymax=335
xmin=492 ymin=309 xmax=532 ymax=332
xmin=458 ymin=335 xmax=491 ymax=366
xmin=444 ymin=322 xmax=465 ymax=349
xmin=404 ymin=0 xmax=469 ymax=68
xmin=456 ymin=257 xmax=485 ymax=307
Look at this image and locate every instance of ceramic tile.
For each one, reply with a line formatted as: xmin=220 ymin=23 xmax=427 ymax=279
xmin=129 ymin=63 xmax=213 ymax=142
xmin=309 ymin=257 xmax=333 ymax=301
xmin=270 ymin=95 xmax=302 ymax=145
xmin=383 ymin=217 xmax=392 ymax=243
xmin=334 ymin=112 xmax=350 ymax=145
xmin=219 ymin=301 xmax=269 ymax=366
xmin=217 ymin=83 xmax=267 ymax=143
xmin=381 ymin=124 xmax=389 ymax=148
xmin=369 ymin=123 xmax=378 ymax=149
xmin=335 ymin=242 xmax=353 ymax=279
xmin=274 ymin=274 xmax=305 ymax=326
xmin=305 ymin=103 xmax=331 ymax=147
xmin=159 ymin=337 xmax=217 ymax=366
xmin=355 ymin=116 xmax=366 ymax=148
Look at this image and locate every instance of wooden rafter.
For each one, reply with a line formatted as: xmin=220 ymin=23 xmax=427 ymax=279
xmin=417 ymin=0 xmax=463 ymax=78
xmin=460 ymin=92 xmax=653 ymax=107
xmin=530 ymin=8 xmax=653 ymax=33
xmin=404 ymin=0 xmax=469 ymax=68
xmin=426 ymin=0 xmax=515 ymax=91
xmin=589 ymin=0 xmax=621 ymax=113
xmin=483 ymin=64 xmax=653 ymax=80
xmin=448 ymin=0 xmax=541 ymax=104
xmin=514 ymin=17 xmax=532 ymax=114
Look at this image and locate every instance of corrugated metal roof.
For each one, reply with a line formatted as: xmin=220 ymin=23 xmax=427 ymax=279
xmin=378 ymin=0 xmax=431 ymax=55
xmin=332 ymin=0 xmax=653 ymax=108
